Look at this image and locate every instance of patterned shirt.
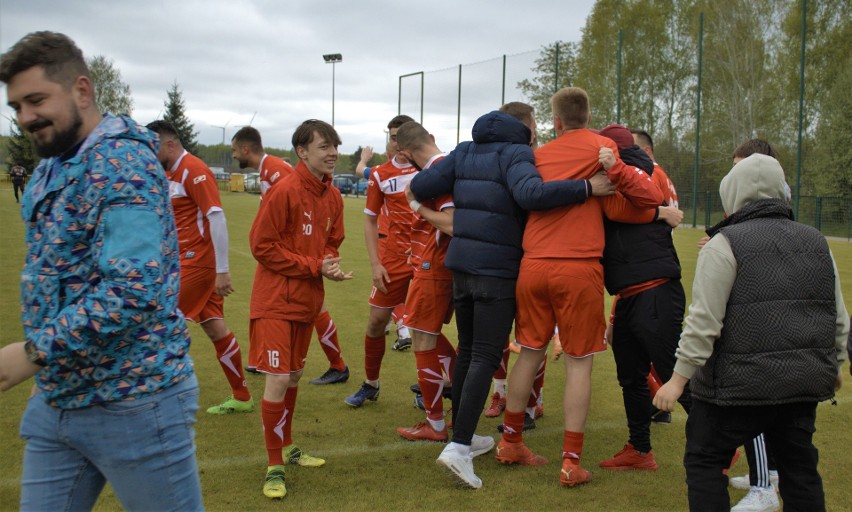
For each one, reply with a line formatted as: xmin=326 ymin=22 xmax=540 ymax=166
xmin=20 ymin=115 xmax=194 ymax=409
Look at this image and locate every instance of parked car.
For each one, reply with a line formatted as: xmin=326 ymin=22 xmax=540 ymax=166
xmin=244 ymin=172 xmax=261 ymax=194
xmin=332 ymin=175 xmax=354 ymax=194
xmin=355 ymin=178 xmax=369 ymax=195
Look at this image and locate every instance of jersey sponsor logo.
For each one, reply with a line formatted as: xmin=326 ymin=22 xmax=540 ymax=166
xmin=421 ymin=261 xmax=431 ymax=270
xmin=185 ymin=251 xmax=196 ymax=259
xmin=193 ymin=175 xmax=207 ymax=184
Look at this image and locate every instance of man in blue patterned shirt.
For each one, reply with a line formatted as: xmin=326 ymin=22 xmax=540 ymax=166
xmin=0 ymin=32 xmax=203 ymax=511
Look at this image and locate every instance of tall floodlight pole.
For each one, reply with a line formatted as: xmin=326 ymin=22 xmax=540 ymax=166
xmin=323 ymin=53 xmax=343 ymax=126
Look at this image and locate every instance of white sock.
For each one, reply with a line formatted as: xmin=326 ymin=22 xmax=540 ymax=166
xmin=365 ymin=379 xmax=379 ymax=388
xmin=493 ymin=379 xmax=507 ymax=396
xmin=398 ymin=325 xmax=410 ymax=338
xmin=525 ymin=405 xmax=536 ymax=417
xmin=428 ymin=417 xmax=446 ymax=432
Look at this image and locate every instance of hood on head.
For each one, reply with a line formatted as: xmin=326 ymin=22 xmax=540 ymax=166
xmin=471 ymin=111 xmax=531 ymax=145
xmin=597 ymin=124 xmax=634 ymax=149
xmin=719 ymin=153 xmax=788 ymax=215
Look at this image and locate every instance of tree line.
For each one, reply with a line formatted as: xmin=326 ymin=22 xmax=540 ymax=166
xmin=518 ymin=0 xmax=850 ymax=200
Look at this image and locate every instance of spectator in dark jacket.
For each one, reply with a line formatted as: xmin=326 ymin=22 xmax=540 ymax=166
xmin=654 ymin=153 xmax=849 ymax=511
xmin=408 ymin=103 xmax=614 ymax=488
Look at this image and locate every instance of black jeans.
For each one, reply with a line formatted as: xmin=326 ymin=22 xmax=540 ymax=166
xmin=685 ymin=400 xmax=824 ymax=512
xmin=611 ymin=279 xmax=690 ymax=452
xmin=450 ymin=272 xmax=516 ymax=445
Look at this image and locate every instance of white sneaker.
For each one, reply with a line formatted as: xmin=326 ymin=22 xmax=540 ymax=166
xmin=731 ymin=486 xmax=780 ymax=512
xmin=729 ymin=473 xmax=780 ymax=490
xmin=437 ymin=445 xmax=482 ymax=489
xmin=470 ymin=435 xmax=495 ymax=457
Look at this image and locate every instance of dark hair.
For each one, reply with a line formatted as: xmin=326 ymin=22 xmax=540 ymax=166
xmin=395 ymin=121 xmax=431 ymax=151
xmin=499 ymin=102 xmax=535 ymax=126
xmin=733 ymin=138 xmax=777 ymax=160
xmin=630 ymin=129 xmax=653 ymax=151
xmin=0 ymin=31 xmax=89 ymax=86
xmin=146 ymin=120 xmax=182 ymax=144
xmin=232 ymin=126 xmax=263 ymax=151
xmin=388 ymin=115 xmax=415 ymax=130
xmin=292 ymin=119 xmax=341 ymax=150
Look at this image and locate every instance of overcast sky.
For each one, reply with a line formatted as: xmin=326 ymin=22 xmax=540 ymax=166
xmin=0 ymin=0 xmax=595 ymax=154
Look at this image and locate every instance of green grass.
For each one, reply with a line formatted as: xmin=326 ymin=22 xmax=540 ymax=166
xmin=1 ymin=191 xmax=850 ymax=512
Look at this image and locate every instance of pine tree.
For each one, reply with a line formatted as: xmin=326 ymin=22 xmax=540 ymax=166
xmin=87 ymin=55 xmax=133 ymax=116
xmin=5 ymin=119 xmax=38 ymax=173
xmin=162 ymin=81 xmax=199 ymax=154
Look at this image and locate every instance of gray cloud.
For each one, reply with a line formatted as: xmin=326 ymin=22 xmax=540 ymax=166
xmin=1 ymin=0 xmax=592 ymax=153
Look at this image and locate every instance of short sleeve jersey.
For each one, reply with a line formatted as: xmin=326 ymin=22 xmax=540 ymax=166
xmin=260 ymin=154 xmax=295 ymax=197
xmin=409 ymin=154 xmax=454 ymax=279
xmin=168 ymin=151 xmax=223 ymax=268
xmin=364 ymin=157 xmax=418 ymax=259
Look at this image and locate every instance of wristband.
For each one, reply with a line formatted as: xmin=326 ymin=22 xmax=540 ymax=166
xmin=408 ymin=199 xmax=422 ymax=212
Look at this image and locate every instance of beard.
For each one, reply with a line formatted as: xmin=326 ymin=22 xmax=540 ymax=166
xmin=28 ymin=104 xmax=84 ymax=158
xmin=237 ymin=158 xmax=248 ymax=169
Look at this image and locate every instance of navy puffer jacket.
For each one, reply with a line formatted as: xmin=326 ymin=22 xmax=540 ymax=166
xmin=410 ymin=110 xmax=588 ymax=278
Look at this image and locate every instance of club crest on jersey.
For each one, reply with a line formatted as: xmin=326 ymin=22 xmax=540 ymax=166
xmin=185 ymin=251 xmax=195 ymax=259
xmin=421 ymin=261 xmax=431 ymax=270
xmin=193 ymin=175 xmax=206 ymax=184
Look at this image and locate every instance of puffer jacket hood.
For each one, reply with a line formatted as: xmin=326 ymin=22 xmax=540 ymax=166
xmin=720 ymin=153 xmax=788 ymax=215
xmin=471 ymin=111 xmax=531 ymax=146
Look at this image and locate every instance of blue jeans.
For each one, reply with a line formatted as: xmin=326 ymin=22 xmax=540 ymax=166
xmin=19 ymin=374 xmax=203 ymax=512
xmin=450 ymin=272 xmax=517 ymax=445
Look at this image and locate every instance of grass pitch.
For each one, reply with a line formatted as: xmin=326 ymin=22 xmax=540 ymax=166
xmin=0 ymin=191 xmax=850 ymax=511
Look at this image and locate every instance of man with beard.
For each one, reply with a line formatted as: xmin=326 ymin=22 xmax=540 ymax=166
xmin=0 ymin=31 xmax=202 ymax=511
xmin=147 ymin=119 xmax=253 ymax=415
xmin=232 ymin=126 xmax=350 ymax=385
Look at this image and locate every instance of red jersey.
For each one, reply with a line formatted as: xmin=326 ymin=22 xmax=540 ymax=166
xmin=653 ymin=163 xmax=678 ymax=208
xmin=409 ymin=154 xmax=454 ymax=280
xmin=524 ymin=129 xmax=662 ymax=260
xmin=168 ymin=151 xmax=222 ymax=268
xmin=364 ymin=156 xmax=418 ymax=260
xmin=249 ymin=161 xmax=344 ymax=322
xmin=259 ymin=153 xmax=295 ymax=197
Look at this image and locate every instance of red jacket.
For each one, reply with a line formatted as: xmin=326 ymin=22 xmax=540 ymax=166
xmin=249 ymin=161 xmax=344 ymax=322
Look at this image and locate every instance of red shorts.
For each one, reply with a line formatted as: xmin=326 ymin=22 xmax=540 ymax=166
xmin=403 ymin=277 xmax=454 ymax=334
xmin=179 ymin=265 xmax=223 ymax=323
xmin=249 ymin=318 xmax=313 ymax=375
xmin=514 ymin=258 xmax=607 ymax=358
xmin=369 ymin=261 xmax=413 ymax=309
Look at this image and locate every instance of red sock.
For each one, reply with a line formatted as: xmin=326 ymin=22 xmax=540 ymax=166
xmin=392 ymin=303 xmax=406 ymax=324
xmin=562 ymin=430 xmax=585 ymax=461
xmin=502 ymin=410 xmax=526 ymax=443
xmin=212 ymin=332 xmax=250 ymax=402
xmin=282 ymin=386 xmax=298 ymax=447
xmin=315 ymin=311 xmax=346 ymax=371
xmin=262 ymin=399 xmax=286 ymax=466
xmin=528 ymin=358 xmax=546 ymax=408
xmin=648 ymin=364 xmax=662 ymax=398
xmin=493 ymin=338 xmax=511 ymax=380
xmin=364 ymin=334 xmax=386 ymax=382
xmin=435 ymin=333 xmax=456 ymax=381
xmin=415 ymin=349 xmax=445 ymax=422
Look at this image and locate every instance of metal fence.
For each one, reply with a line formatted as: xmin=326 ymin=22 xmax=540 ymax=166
xmin=679 ymin=192 xmax=852 ymax=240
